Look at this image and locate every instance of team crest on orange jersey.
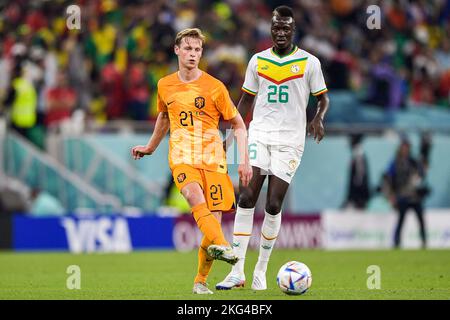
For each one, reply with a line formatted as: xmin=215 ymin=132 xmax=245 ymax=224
xmin=195 ymin=96 xmax=205 ymax=109
xmin=177 ymin=173 xmax=186 ymax=183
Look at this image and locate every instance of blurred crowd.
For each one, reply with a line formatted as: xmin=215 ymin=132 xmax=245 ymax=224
xmin=0 ymin=0 xmax=449 ymax=145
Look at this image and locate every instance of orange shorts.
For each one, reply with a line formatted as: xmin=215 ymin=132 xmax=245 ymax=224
xmin=172 ymin=164 xmax=236 ymax=213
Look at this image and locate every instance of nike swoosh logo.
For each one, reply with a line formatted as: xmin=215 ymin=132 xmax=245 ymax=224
xmin=212 ymin=202 xmax=222 ymax=206
xmin=167 ymin=101 xmax=175 ymax=105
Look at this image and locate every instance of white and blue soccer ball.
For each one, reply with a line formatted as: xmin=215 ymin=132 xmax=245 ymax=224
xmin=277 ymin=261 xmax=312 ymax=295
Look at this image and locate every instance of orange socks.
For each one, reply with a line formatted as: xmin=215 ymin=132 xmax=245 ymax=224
xmin=194 ymin=236 xmax=214 ymax=284
xmin=191 ymin=202 xmax=228 ymax=246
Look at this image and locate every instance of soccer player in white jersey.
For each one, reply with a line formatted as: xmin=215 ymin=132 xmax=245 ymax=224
xmin=216 ymin=5 xmax=330 ymax=290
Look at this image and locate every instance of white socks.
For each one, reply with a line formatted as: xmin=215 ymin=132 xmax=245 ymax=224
xmin=230 ymin=208 xmax=282 ymax=276
xmin=254 ymin=210 xmax=282 ymax=274
xmin=231 ymin=206 xmax=255 ymax=275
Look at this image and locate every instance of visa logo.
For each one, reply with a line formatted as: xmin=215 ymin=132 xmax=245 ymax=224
xmin=61 ymin=217 xmax=132 ymax=253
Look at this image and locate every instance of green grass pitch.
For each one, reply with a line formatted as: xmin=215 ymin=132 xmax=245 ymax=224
xmin=0 ymin=249 xmax=449 ymax=300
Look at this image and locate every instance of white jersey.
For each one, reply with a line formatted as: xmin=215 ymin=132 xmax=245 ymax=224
xmin=242 ymin=46 xmax=328 ymax=148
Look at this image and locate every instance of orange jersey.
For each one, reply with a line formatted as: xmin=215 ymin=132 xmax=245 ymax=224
xmin=157 ymin=71 xmax=238 ymax=173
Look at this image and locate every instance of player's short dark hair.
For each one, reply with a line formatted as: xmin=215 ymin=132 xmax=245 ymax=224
xmin=273 ymin=5 xmax=294 ymax=19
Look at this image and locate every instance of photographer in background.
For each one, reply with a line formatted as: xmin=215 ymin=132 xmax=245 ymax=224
xmin=345 ymin=134 xmax=370 ymax=210
xmin=384 ymin=136 xmax=431 ymax=249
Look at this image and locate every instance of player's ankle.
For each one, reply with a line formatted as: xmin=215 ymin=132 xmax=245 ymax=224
xmin=254 ymin=262 xmax=269 ymax=274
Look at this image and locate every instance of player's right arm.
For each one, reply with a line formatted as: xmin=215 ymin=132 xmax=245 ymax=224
xmin=238 ymin=54 xmax=258 ymax=119
xmin=236 ymin=91 xmax=256 ymax=120
xmin=229 ymin=112 xmax=252 ymax=187
xmin=223 ymin=54 xmax=258 ymax=150
xmin=131 ymin=111 xmax=170 ymax=159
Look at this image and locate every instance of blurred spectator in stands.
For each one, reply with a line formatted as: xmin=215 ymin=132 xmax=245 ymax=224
xmin=435 ymin=38 xmax=450 ymax=72
xmin=435 ymin=38 xmax=450 ymax=108
xmin=36 ymin=42 xmax=58 ymax=120
xmin=410 ymin=43 xmax=441 ymax=106
xmin=152 ymin=4 xmax=176 ymax=57
xmin=85 ymin=16 xmax=117 ymax=70
xmin=2 ymin=0 xmax=450 ymax=128
xmin=44 ymin=70 xmax=77 ymax=130
xmin=25 ymin=46 xmax=46 ymax=105
xmin=147 ymin=50 xmax=172 ymax=118
xmin=100 ymin=59 xmax=126 ymax=119
xmin=345 ymin=134 xmax=370 ymax=210
xmin=87 ymin=85 xmax=107 ymax=125
xmin=364 ymin=47 xmax=407 ymax=110
xmin=66 ymin=34 xmax=91 ymax=112
xmin=205 ymin=31 xmax=247 ymax=101
xmin=125 ymin=59 xmax=150 ymax=120
xmin=3 ymin=62 xmax=41 ymax=148
xmin=384 ymin=137 xmax=430 ymax=249
xmin=326 ymin=42 xmax=353 ymax=90
xmin=0 ymin=46 xmax=9 ymax=90
xmin=29 ymin=188 xmax=65 ymax=217
xmin=438 ymin=70 xmax=450 ymax=109
xmin=26 ymin=45 xmax=48 ymax=146
xmin=207 ymin=59 xmax=243 ymax=103
xmin=410 ymin=68 xmax=436 ymax=105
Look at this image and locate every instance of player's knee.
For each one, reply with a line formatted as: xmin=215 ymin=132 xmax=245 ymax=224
xmin=183 ymin=192 xmax=195 ymax=206
xmin=265 ymin=199 xmax=282 ymax=215
xmin=238 ymin=191 xmax=257 ymax=208
xmin=181 ymin=186 xmax=203 ymax=207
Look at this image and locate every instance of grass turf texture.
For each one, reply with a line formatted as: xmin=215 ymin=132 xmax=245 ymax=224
xmin=0 ymin=249 xmax=449 ymax=300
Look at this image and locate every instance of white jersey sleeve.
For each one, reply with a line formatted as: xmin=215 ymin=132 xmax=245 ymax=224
xmin=308 ymin=56 xmax=328 ymax=96
xmin=242 ymin=54 xmax=259 ymax=96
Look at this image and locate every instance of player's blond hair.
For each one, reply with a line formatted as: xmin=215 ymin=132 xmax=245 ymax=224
xmin=175 ymin=28 xmax=205 ymax=46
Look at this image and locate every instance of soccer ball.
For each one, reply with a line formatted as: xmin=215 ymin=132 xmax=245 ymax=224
xmin=277 ymin=261 xmax=312 ymax=295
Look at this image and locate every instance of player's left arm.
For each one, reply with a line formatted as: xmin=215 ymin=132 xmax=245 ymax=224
xmin=307 ymin=56 xmax=330 ymax=144
xmin=223 ymin=92 xmax=255 ymax=151
xmin=308 ymin=92 xmax=329 ymax=143
xmin=215 ymin=82 xmax=252 ymax=185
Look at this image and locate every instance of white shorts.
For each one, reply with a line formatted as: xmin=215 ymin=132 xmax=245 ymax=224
xmin=248 ymin=138 xmax=303 ymax=184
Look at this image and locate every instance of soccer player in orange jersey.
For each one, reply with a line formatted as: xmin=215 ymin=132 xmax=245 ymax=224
xmin=131 ymin=28 xmax=252 ymax=294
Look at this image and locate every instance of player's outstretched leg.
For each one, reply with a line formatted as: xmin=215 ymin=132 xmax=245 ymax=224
xmin=207 ymin=244 xmax=238 ymax=265
xmin=216 ymin=206 xmax=255 ymax=290
xmin=252 ymin=210 xmax=282 ymax=290
xmin=192 ymin=202 xmax=229 ymax=245
xmin=191 ymin=202 xmax=237 ymax=265
xmin=193 ymin=236 xmax=214 ymax=294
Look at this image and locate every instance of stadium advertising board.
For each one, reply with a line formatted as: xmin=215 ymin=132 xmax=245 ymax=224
xmin=12 ymin=211 xmax=449 ymax=251
xmin=13 ymin=215 xmax=174 ymax=252
xmin=12 ymin=213 xmax=322 ymax=252
xmin=173 ymin=214 xmax=322 ymax=251
xmin=322 ymin=210 xmax=450 ymax=249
